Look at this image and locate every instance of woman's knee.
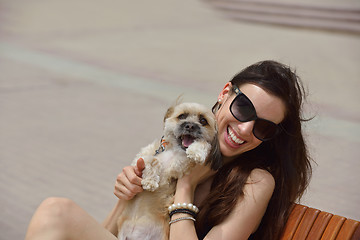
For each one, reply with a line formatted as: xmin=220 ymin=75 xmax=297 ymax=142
xmin=26 ymin=197 xmax=78 ymax=239
xmin=39 ymin=197 xmax=77 ymax=220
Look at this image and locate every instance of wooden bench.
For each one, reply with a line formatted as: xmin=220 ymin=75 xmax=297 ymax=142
xmin=280 ymin=204 xmax=360 ymax=240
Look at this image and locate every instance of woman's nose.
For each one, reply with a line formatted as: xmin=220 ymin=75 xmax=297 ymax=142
xmin=237 ymin=121 xmax=255 ymax=137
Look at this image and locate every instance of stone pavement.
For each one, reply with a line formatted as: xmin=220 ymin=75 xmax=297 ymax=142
xmin=0 ymin=0 xmax=359 ymax=239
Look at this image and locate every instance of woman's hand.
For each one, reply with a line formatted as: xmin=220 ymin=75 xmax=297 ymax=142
xmin=114 ymin=158 xmax=145 ymax=200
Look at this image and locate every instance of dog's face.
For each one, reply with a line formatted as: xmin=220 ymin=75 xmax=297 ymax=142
xmin=163 ymin=102 xmax=222 ymax=170
xmin=164 ymin=103 xmax=216 ymax=149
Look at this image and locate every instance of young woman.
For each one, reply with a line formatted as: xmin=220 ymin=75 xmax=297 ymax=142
xmin=25 ymin=60 xmax=312 ymax=240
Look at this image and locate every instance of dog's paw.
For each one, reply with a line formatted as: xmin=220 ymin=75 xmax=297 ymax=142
xmin=186 ymin=142 xmax=210 ymax=164
xmin=186 ymin=148 xmax=206 ymax=164
xmin=142 ymin=176 xmax=160 ymax=192
xmin=141 ymin=157 xmax=162 ymax=191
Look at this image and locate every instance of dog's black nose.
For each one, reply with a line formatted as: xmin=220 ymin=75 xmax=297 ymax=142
xmin=182 ymin=122 xmax=200 ymax=132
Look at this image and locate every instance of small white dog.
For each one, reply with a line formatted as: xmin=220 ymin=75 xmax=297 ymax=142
xmin=117 ymin=102 xmax=222 ymax=240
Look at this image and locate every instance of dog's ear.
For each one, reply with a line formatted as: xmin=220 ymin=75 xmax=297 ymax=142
xmin=163 ymin=96 xmax=184 ymax=122
xmin=164 ymin=106 xmax=174 ymax=122
xmin=175 ymin=95 xmax=183 ymax=105
xmin=206 ymin=133 xmax=223 ymax=170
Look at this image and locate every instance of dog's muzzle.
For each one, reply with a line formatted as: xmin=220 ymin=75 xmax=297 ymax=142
xmin=178 ymin=122 xmax=201 ymax=149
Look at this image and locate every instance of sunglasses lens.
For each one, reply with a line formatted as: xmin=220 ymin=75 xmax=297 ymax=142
xmin=229 ymin=88 xmax=280 ymax=141
xmin=253 ymin=119 xmax=279 ymax=141
xmin=230 ymin=94 xmax=256 ymax=121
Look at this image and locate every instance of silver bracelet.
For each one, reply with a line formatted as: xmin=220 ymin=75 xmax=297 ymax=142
xmin=169 ymin=216 xmax=196 ymax=225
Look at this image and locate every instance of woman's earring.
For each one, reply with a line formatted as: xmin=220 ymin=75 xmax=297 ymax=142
xmin=217 ymin=99 xmax=222 ymax=111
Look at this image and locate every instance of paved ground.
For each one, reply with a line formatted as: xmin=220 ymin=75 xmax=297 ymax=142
xmin=0 ymin=0 xmax=359 ymax=239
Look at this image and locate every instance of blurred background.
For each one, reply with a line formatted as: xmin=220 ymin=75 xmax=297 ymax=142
xmin=0 ymin=0 xmax=359 ymax=239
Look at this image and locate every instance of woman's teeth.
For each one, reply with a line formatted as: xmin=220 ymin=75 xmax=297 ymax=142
xmin=228 ymin=127 xmax=245 ymax=145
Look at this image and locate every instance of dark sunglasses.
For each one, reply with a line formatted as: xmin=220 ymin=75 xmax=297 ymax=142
xmin=229 ymin=85 xmax=280 ymax=141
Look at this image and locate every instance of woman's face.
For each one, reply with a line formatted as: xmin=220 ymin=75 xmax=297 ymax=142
xmin=216 ymin=82 xmax=286 ymax=162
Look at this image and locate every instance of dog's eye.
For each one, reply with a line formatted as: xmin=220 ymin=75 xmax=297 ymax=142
xmin=199 ymin=117 xmax=208 ymax=126
xmin=178 ymin=113 xmax=188 ymax=120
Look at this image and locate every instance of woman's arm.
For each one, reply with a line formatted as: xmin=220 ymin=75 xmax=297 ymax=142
xmin=169 ymin=164 xmax=215 ymax=240
xmin=103 ymin=158 xmax=146 ymax=235
xmin=102 ymin=199 xmax=126 ymax=236
xmin=169 ymin=167 xmax=274 ymax=240
xmin=205 ymin=169 xmax=275 ymax=240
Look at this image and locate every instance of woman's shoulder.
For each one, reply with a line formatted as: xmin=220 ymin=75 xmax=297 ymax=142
xmin=244 ymin=168 xmax=275 ymax=197
xmin=209 ymin=169 xmax=275 ymax=238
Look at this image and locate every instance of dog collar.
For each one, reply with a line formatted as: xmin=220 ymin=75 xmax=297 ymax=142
xmin=154 ymin=136 xmax=168 ymax=156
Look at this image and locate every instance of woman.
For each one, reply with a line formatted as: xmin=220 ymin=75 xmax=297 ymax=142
xmin=25 ymin=60 xmax=312 ymax=240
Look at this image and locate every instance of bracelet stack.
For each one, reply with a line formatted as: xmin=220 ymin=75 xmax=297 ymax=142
xmin=168 ymin=203 xmax=199 ymax=225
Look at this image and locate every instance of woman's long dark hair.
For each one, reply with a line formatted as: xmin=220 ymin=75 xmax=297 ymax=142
xmin=196 ymin=60 xmax=313 ymax=239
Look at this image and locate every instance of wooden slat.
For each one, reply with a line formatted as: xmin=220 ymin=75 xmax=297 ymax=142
xmin=292 ymin=207 xmax=320 ymax=239
xmin=350 ymin=224 xmax=360 ymax=240
xmin=278 ymin=204 xmax=359 ymax=240
xmin=321 ymin=215 xmax=346 ymax=240
xmin=280 ymin=204 xmax=308 ymax=240
xmin=307 ymin=211 xmax=334 ymax=239
xmin=336 ymin=219 xmax=360 ymax=240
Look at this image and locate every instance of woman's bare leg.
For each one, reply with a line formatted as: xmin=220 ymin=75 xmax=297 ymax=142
xmin=25 ymin=197 xmax=118 ymax=240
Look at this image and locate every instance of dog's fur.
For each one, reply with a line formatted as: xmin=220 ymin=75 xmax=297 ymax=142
xmin=117 ymin=102 xmax=222 ymax=240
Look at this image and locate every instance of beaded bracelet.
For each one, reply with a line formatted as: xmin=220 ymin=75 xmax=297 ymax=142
xmin=169 ymin=208 xmax=197 ymax=218
xmin=169 ymin=216 xmax=196 ymax=225
xmin=168 ymin=203 xmax=199 ymax=214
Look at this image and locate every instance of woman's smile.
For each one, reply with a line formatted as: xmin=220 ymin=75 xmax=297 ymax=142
xmin=225 ymin=126 xmax=245 ymax=148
